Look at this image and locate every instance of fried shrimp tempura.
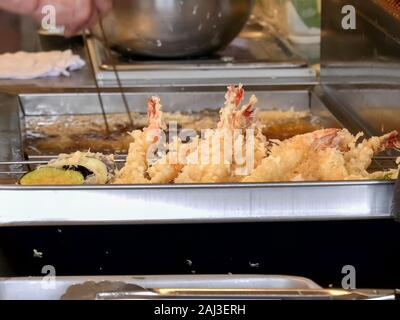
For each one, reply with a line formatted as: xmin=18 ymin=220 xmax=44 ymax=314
xmin=113 ymin=97 xmax=165 ymax=184
xmin=294 ymin=130 xmax=400 ymax=181
xmin=147 ymin=136 xmax=199 ymax=184
xmin=243 ymin=129 xmax=400 ymax=182
xmin=242 ymin=128 xmax=343 ymax=183
xmin=113 ymin=84 xmax=400 ymax=185
xmin=230 ymin=95 xmax=267 ymax=178
xmin=148 ymin=85 xmax=250 ymax=184
xmin=175 ymin=85 xmax=245 ymax=183
xmin=344 ymin=130 xmax=399 ymax=178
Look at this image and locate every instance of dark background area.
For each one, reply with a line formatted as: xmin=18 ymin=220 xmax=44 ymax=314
xmin=0 ymin=219 xmax=399 ymax=289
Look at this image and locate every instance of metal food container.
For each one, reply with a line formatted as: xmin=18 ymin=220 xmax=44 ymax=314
xmin=0 ymin=275 xmax=320 ymax=299
xmin=92 ymin=0 xmax=255 ymax=58
xmin=0 ymin=275 xmax=396 ymax=300
xmin=324 ymin=86 xmax=400 ymax=138
xmin=0 ymin=86 xmax=397 ymax=226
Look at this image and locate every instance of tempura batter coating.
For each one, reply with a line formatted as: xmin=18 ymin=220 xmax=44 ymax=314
xmin=113 ymin=97 xmax=165 ymax=184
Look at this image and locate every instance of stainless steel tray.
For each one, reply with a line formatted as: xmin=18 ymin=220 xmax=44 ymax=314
xmin=17 ymin=85 xmax=341 ymax=157
xmin=0 ymin=274 xmax=395 ymax=300
xmin=0 ymin=86 xmax=397 ymax=226
xmin=0 ymin=274 xmax=320 ymax=300
xmin=324 ymin=85 xmax=400 ymax=138
xmin=17 ymin=86 xmax=333 ymax=116
xmin=0 ymin=181 xmax=395 ymax=226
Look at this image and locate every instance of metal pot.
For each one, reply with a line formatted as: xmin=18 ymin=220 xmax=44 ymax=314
xmin=92 ymin=0 xmax=255 ymax=58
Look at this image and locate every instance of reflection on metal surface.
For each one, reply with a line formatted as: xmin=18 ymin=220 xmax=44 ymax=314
xmin=0 ymin=181 xmax=394 ymax=226
xmin=97 ymin=288 xmax=394 ymax=300
xmin=0 ymin=274 xmax=396 ymax=300
xmin=91 ymin=0 xmax=254 ymax=58
xmin=392 ymin=170 xmax=400 ymax=220
xmin=0 ymin=275 xmax=321 ymax=300
xmin=321 ymin=0 xmax=400 ymax=84
xmin=0 ymin=93 xmax=24 ymax=177
xmin=323 ymin=86 xmax=400 ymax=139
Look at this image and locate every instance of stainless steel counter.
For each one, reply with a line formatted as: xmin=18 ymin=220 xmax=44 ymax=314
xmin=0 ymin=13 xmax=95 ymax=93
xmin=0 ymin=12 xmax=318 ymax=93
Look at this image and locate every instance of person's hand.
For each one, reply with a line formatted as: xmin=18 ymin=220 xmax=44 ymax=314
xmin=33 ymin=0 xmax=113 ymax=37
xmin=0 ymin=0 xmax=113 ymax=37
xmin=0 ymin=0 xmax=41 ymax=15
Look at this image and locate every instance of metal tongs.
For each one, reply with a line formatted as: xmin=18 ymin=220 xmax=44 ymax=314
xmin=61 ymin=281 xmax=399 ymax=300
xmin=82 ymin=10 xmax=134 ymax=135
xmin=95 ymin=288 xmax=398 ymax=301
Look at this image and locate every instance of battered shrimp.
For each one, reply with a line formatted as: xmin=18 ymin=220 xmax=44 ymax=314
xmin=114 ymin=85 xmax=400 ymax=185
xmin=113 ymin=97 xmax=165 ymax=184
xmin=231 ymin=95 xmax=267 ymax=178
xmin=289 ymin=147 xmax=349 ymax=181
xmin=344 ymin=130 xmax=399 ymax=178
xmin=287 ymin=129 xmax=353 ymax=181
xmin=290 ymin=130 xmax=400 ymax=181
xmin=175 ymin=84 xmax=244 ymax=183
xmin=242 ymin=128 xmax=343 ymax=183
xmin=309 ymin=130 xmax=399 ymax=180
xmin=147 ymin=136 xmax=199 ymax=184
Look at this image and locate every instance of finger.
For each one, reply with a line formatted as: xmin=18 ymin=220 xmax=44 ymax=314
xmin=80 ymin=7 xmax=100 ymax=31
xmin=67 ymin=0 xmax=94 ymax=36
xmin=0 ymin=0 xmax=39 ymax=15
xmin=94 ymin=0 xmax=112 ymax=17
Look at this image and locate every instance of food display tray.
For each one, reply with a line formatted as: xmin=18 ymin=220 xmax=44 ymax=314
xmin=0 ymin=86 xmax=396 ymax=226
xmin=0 ymin=274 xmax=395 ymax=300
xmin=0 ymin=275 xmax=321 ymax=300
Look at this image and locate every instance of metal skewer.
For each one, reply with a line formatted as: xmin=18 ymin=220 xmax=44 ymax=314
xmin=82 ymin=32 xmax=110 ymax=135
xmin=96 ymin=12 xmax=134 ymax=131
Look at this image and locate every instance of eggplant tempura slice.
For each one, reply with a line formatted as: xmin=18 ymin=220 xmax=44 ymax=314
xmin=46 ymin=151 xmax=116 ymax=184
xmin=19 ymin=167 xmax=84 ymax=185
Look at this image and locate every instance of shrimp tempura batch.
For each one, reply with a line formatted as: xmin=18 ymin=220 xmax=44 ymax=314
xmin=19 ymin=85 xmax=400 ymax=186
xmin=115 ymin=85 xmax=400 ymax=184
